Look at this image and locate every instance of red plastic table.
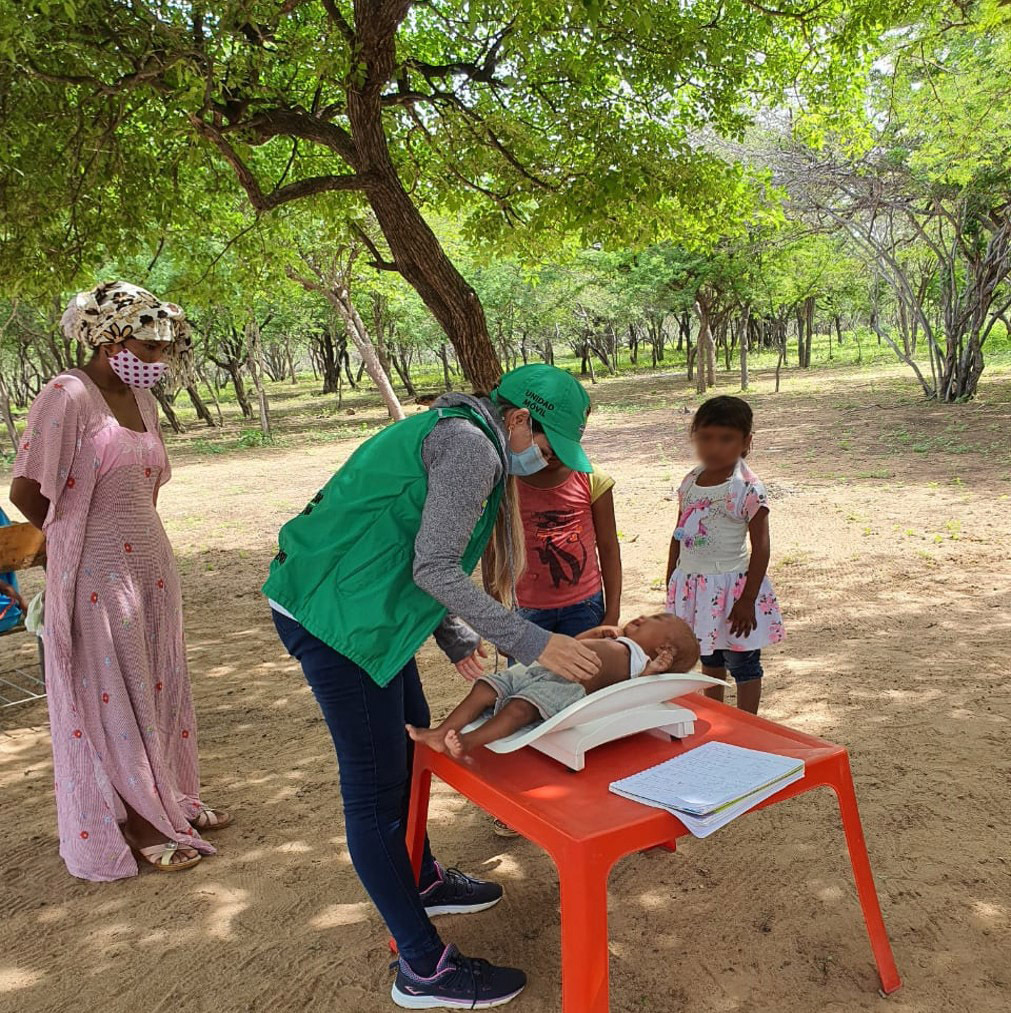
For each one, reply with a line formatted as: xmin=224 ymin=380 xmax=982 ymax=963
xmin=405 ymin=694 xmax=900 ymax=1012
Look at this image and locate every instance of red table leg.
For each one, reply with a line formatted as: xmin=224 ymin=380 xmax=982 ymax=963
xmin=391 ymin=762 xmax=433 ymax=957
xmin=405 ymin=763 xmax=432 ymax=884
xmin=827 ymin=756 xmax=902 ymax=995
xmin=557 ymin=852 xmax=612 ymax=1013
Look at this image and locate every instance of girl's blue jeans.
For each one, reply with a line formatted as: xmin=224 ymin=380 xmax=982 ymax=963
xmin=507 ymin=591 xmax=605 ymax=666
xmin=272 ymin=610 xmax=443 ymax=965
xmin=516 ymin=590 xmax=605 ymax=638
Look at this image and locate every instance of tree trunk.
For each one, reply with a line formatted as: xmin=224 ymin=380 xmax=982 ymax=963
xmin=197 ymin=367 xmax=224 ymax=425
xmin=285 ymin=335 xmax=298 ymax=384
xmin=371 ymin=294 xmax=395 ymax=381
xmin=186 ymin=384 xmax=216 ymax=427
xmin=581 ymin=340 xmax=596 ymax=383
xmin=439 ymin=344 xmax=452 ymax=391
xmin=804 ymin=296 xmax=815 ymax=367
xmin=152 ymin=383 xmax=183 ymax=433
xmin=346 ymin=38 xmax=502 ymax=393
xmin=0 ymin=369 xmax=20 ymax=452
xmin=739 ymin=306 xmax=751 ymax=391
xmin=245 ymin=319 xmax=272 ymax=439
xmin=695 ymin=296 xmax=717 ymax=393
xmin=287 ymin=258 xmax=403 ymax=419
xmin=315 ymin=329 xmax=342 ymax=395
xmin=227 ymin=362 xmax=253 ymax=418
xmin=694 ymin=297 xmax=712 ymax=395
xmin=323 ymin=285 xmax=404 ymax=420
xmin=392 ymin=353 xmax=417 ymax=397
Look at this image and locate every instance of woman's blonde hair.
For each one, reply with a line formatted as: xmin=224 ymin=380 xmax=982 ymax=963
xmin=478 ymin=396 xmax=527 ymax=607
xmin=486 ymin=475 xmax=526 ymax=607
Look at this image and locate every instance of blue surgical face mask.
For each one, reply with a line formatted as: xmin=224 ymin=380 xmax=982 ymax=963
xmin=507 ymin=418 xmax=549 ymax=476
xmin=508 ymin=442 xmax=548 ymax=476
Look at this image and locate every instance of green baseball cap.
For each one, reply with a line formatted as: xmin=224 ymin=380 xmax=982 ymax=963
xmin=491 ymin=364 xmax=592 ymax=473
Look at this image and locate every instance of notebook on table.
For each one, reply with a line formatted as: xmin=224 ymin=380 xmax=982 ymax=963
xmin=609 ymin=741 xmax=805 ymax=838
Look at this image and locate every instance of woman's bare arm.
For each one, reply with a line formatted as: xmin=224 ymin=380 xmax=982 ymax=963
xmin=10 ymin=476 xmax=49 ymax=530
xmin=591 ymin=488 xmax=622 ymax=625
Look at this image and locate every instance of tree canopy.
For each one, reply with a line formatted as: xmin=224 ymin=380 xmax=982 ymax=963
xmin=1 ymin=0 xmax=932 ymax=388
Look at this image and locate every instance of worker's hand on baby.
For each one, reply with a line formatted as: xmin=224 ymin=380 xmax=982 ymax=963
xmin=575 ymin=624 xmax=622 ymax=641
xmin=454 ymin=643 xmax=488 ymax=682
xmin=538 ymin=634 xmax=602 ymax=683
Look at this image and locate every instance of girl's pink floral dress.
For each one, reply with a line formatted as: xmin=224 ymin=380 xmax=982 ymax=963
xmin=14 ymin=370 xmax=214 ymax=880
xmin=666 ymin=459 xmax=785 ymax=656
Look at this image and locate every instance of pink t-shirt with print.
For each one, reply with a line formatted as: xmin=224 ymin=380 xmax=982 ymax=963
xmin=515 ymin=468 xmax=613 ymax=610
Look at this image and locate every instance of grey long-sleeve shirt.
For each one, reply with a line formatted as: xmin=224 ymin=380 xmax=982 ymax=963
xmin=415 ymin=395 xmax=551 ymax=667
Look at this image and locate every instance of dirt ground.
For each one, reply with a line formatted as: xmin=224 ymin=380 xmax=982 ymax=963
xmin=1 ymin=363 xmax=1009 ymax=1013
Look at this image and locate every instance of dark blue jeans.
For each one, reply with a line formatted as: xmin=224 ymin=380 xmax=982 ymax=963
xmin=700 ymin=648 xmax=763 ymax=683
xmin=516 ymin=590 xmax=605 ymax=638
xmin=272 ymin=610 xmax=443 ymax=964
xmin=507 ymin=591 xmax=604 ymax=666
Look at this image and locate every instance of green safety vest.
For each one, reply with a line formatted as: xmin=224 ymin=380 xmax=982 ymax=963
xmin=262 ymin=404 xmax=505 ymax=687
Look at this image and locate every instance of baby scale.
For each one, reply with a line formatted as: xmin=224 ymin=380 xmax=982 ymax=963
xmin=464 ymin=672 xmax=727 ymax=772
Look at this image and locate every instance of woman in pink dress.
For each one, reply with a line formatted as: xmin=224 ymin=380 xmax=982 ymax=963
xmin=10 ymin=281 xmax=230 ymax=879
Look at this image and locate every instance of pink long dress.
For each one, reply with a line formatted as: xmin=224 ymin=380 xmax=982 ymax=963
xmin=13 ymin=370 xmax=214 ymax=880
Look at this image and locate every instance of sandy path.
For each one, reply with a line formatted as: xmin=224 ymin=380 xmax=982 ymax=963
xmin=1 ymin=365 xmax=1009 ymax=1013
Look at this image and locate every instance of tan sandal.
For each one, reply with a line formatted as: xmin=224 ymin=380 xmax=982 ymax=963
xmin=189 ymin=807 xmax=233 ymax=831
xmin=137 ymin=840 xmax=202 ymax=872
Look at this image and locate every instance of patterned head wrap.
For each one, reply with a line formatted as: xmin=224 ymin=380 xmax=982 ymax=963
xmin=60 ymin=281 xmax=192 ymax=370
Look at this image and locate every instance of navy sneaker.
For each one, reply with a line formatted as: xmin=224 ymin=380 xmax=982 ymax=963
xmin=420 ymin=864 xmax=503 ymax=917
xmin=391 ymin=944 xmax=526 ymax=1009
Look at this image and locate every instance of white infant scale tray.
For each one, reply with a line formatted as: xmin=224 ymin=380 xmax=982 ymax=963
xmin=463 ymin=672 xmax=726 ymax=772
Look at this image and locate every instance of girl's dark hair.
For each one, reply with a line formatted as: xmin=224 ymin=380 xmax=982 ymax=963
xmin=691 ymin=396 xmax=753 ymax=437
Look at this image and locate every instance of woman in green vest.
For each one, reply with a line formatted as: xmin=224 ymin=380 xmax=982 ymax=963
xmin=264 ymin=364 xmax=600 ymax=1009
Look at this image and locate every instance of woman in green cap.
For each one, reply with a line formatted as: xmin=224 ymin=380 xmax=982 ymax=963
xmin=264 ymin=363 xmax=599 ymax=1009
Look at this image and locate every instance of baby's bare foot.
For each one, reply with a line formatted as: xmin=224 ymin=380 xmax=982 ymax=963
xmin=445 ymin=729 xmax=470 ymax=760
xmin=406 ymin=724 xmax=449 ymax=754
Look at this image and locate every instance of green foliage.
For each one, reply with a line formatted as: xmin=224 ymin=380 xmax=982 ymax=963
xmin=0 ymin=0 xmax=927 ymax=283
xmin=237 ymin=428 xmax=272 ymax=449
xmin=1 ymin=0 xmax=1006 ymax=405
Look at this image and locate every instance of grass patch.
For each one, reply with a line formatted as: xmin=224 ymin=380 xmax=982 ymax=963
xmin=192 ymin=439 xmax=228 ymax=456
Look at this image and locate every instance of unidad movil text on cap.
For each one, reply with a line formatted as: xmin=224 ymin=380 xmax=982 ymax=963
xmin=524 ymin=390 xmax=554 ymax=411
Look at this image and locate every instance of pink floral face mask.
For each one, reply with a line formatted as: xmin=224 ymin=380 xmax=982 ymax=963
xmin=108 ymin=347 xmax=168 ymax=389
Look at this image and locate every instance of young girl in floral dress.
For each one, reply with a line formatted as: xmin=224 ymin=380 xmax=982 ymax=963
xmin=665 ymin=396 xmax=784 ymax=714
xmin=10 ymin=282 xmax=230 ymax=879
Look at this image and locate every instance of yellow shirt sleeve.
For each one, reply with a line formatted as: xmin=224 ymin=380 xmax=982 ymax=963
xmin=588 ymin=466 xmax=615 ymax=504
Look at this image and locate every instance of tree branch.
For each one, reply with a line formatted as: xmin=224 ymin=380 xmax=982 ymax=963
xmin=191 ymin=117 xmax=366 ymax=210
xmin=320 ymin=0 xmax=356 ymax=44
xmin=404 ymin=19 xmax=514 ymax=85
xmin=244 ymin=108 xmax=357 ymax=165
xmin=23 ymin=53 xmax=175 ymax=96
xmin=144 ymin=236 xmax=166 ymax=279
xmin=740 ymin=0 xmax=832 ymax=21
xmin=350 ymin=222 xmax=400 ymax=271
xmin=195 ymin=220 xmax=262 ymax=285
